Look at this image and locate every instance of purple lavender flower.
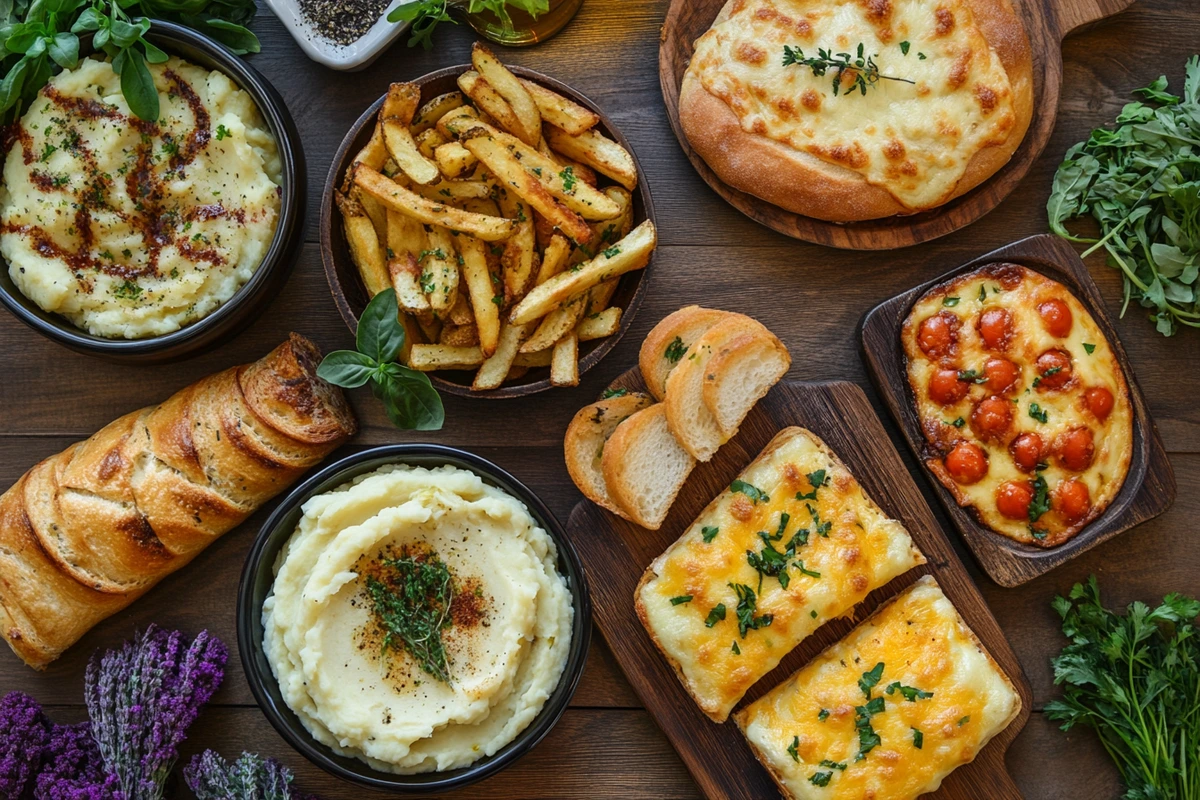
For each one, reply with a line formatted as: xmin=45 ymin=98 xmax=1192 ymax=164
xmin=34 ymin=722 xmax=121 ymax=800
xmin=184 ymin=750 xmax=319 ymax=800
xmin=0 ymin=691 xmax=50 ymax=797
xmin=84 ymin=626 xmax=227 ymax=800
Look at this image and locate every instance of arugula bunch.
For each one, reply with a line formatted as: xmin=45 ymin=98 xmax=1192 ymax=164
xmin=317 ymin=289 xmax=445 ymax=431
xmin=388 ymin=0 xmax=548 ymax=50
xmin=1046 ymin=577 xmax=1200 ymax=799
xmin=1048 ymin=56 xmax=1200 ymax=337
xmin=0 ymin=0 xmax=259 ymax=126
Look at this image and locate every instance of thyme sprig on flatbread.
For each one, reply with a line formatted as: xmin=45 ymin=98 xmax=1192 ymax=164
xmin=781 ymin=43 xmax=914 ymax=97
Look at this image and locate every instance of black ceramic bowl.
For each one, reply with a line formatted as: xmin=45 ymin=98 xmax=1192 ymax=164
xmin=237 ymin=444 xmax=592 ymax=793
xmin=0 ymin=21 xmax=305 ymax=363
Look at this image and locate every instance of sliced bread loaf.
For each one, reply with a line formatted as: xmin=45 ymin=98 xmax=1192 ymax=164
xmin=601 ymin=404 xmax=697 ymax=530
xmin=563 ymin=391 xmax=655 ymax=519
xmin=639 ymin=306 xmax=730 ymax=401
xmin=702 ymin=326 xmax=790 ymax=438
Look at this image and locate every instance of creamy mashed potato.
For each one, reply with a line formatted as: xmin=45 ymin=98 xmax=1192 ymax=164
xmin=0 ymin=56 xmax=281 ymax=338
xmin=263 ymin=464 xmax=573 ymax=774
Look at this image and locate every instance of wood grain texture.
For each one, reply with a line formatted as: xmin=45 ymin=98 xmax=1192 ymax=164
xmin=570 ymin=376 xmax=1031 ymax=799
xmin=657 ymin=0 xmax=1134 ymax=249
xmin=861 ymin=234 xmax=1176 ymax=586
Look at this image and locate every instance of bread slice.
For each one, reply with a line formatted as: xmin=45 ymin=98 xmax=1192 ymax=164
xmin=663 ymin=315 xmax=770 ymax=461
xmin=639 ymin=306 xmax=730 ymax=401
xmin=702 ymin=326 xmax=790 ymax=439
xmin=600 ymin=404 xmax=697 ymax=530
xmin=564 ymin=391 xmax=655 ymax=519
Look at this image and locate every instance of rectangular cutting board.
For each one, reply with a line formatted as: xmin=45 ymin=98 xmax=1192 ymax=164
xmin=566 ymin=378 xmax=1032 ymax=800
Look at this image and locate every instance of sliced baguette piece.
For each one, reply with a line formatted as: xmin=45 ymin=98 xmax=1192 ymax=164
xmin=601 ymin=404 xmax=697 ymax=530
xmin=702 ymin=327 xmax=790 ymax=439
xmin=663 ymin=315 xmax=771 ymax=461
xmin=564 ymin=391 xmax=655 ymax=519
xmin=639 ymin=306 xmax=731 ymax=401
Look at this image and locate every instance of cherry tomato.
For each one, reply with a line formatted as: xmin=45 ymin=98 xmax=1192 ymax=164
xmin=1038 ymin=299 xmax=1073 ymax=337
xmin=1009 ymin=432 xmax=1044 ymax=472
xmin=1053 ymin=478 xmax=1091 ymax=522
xmin=945 ymin=442 xmax=989 ymax=484
xmin=996 ymin=481 xmax=1034 ymax=520
xmin=1084 ymin=386 xmax=1115 ymax=421
xmin=977 ymin=308 xmax=1014 ymax=351
xmin=929 ymin=368 xmax=969 ymax=405
xmin=917 ymin=312 xmax=959 ymax=359
xmin=1057 ymin=427 xmax=1095 ymax=471
xmin=985 ymin=357 xmax=1020 ymax=394
xmin=1035 ymin=350 xmax=1073 ymax=389
xmin=971 ymin=396 xmax=1013 ymax=441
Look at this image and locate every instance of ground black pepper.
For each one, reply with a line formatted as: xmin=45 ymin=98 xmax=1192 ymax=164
xmin=299 ymin=0 xmax=393 ymax=45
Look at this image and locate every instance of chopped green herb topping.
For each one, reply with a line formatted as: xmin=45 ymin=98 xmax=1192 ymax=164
xmin=943 ymin=296 xmax=961 ymax=306
xmin=705 ymin=604 xmax=726 ymax=628
xmin=912 ymin=727 xmax=924 ymax=749
xmin=858 ymin=662 xmax=885 ymax=698
xmin=730 ymin=582 xmax=773 ymax=638
xmin=669 ymin=595 xmax=693 ymax=606
xmin=601 ymin=387 xmax=628 ymax=398
xmin=1083 ymin=342 xmax=1096 ymax=355
xmin=731 ymin=480 xmax=769 ymax=504
xmin=787 ymin=736 xmax=800 ymax=762
xmin=664 ymin=336 xmax=686 ymax=363
xmin=701 ymin=525 xmax=720 ymax=543
xmin=1029 ymin=402 xmax=1049 ymax=424
xmin=886 ymin=681 xmax=934 ymax=702
xmin=795 ymin=469 xmax=828 ymax=501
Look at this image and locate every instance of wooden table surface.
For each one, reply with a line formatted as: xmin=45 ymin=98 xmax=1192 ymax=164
xmin=2 ymin=2 xmax=1197 ymax=798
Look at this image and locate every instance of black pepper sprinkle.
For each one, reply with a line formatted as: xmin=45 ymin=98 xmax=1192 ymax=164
xmin=299 ymin=0 xmax=392 ymax=46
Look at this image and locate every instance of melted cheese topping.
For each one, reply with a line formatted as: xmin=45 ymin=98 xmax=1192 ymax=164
xmin=638 ymin=428 xmax=923 ymax=721
xmin=690 ymin=0 xmax=1017 ymax=209
xmin=902 ymin=265 xmax=1133 ymax=546
xmin=737 ymin=577 xmax=1019 ymax=800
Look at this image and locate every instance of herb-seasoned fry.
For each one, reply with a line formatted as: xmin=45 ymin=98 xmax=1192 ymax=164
xmin=353 ymin=164 xmax=516 ymax=241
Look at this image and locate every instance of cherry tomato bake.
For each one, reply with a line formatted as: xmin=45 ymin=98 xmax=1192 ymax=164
xmin=900 ymin=263 xmax=1133 ymax=547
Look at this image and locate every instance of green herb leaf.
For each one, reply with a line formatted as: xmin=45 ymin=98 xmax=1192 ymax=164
xmin=782 ymin=43 xmax=914 ymax=97
xmin=664 ymin=336 xmax=686 ymax=363
xmin=366 ymin=553 xmax=454 ymax=683
xmin=900 ymin=40 xmax=910 ymax=55
xmin=819 ymin=760 xmax=847 ymax=771
xmin=730 ymin=582 xmax=773 ymax=638
xmin=704 ymin=603 xmax=726 ymax=628
xmin=357 ymin=289 xmax=408 ymax=364
xmin=601 ymin=387 xmax=628 ymax=398
xmin=1083 ymin=342 xmax=1096 ymax=355
xmin=731 ymin=641 xmax=740 ymax=655
xmin=116 ymin=46 xmax=159 ymax=122
xmin=377 ymin=364 xmax=446 ymax=431
xmin=731 ymin=480 xmax=769 ymax=504
xmin=818 ymin=708 xmax=829 ymax=721
xmin=885 ymin=681 xmax=933 ymax=702
xmin=316 ymin=350 xmax=378 ymax=389
xmin=669 ymin=595 xmax=693 ymax=606
xmin=787 ymin=736 xmax=800 ymax=762
xmin=701 ymin=525 xmax=720 ymax=543
xmin=943 ymin=296 xmax=961 ymax=306
xmin=795 ymin=469 xmax=827 ymax=500
xmin=912 ymin=727 xmax=924 ymax=749
xmin=809 ymin=772 xmax=832 ymax=787
xmin=1028 ymin=471 xmax=1051 ymax=523
xmin=958 ymin=715 xmax=970 ymax=726
xmin=858 ymin=662 xmax=885 ymax=698
xmin=1029 ymin=402 xmax=1049 ymax=424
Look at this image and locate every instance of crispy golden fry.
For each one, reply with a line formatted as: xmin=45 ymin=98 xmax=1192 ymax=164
xmin=398 ymin=312 xmax=423 ymax=365
xmin=577 ymin=306 xmax=622 ymax=340
xmin=416 ymin=316 xmax=442 ymax=344
xmin=551 ymin=331 xmax=579 ymax=387
xmin=353 ymin=164 xmax=517 ymax=241
xmin=436 ymin=105 xmax=479 ymax=139
xmin=434 ymin=141 xmax=477 ymax=178
xmin=535 ymin=233 xmax=571 ymax=285
xmin=415 ymin=128 xmax=448 ymax=159
xmin=497 ymin=189 xmax=536 ymax=304
xmin=412 ymin=179 xmax=494 ymax=202
xmin=473 ymin=320 xmax=531 ymax=391
xmin=381 ymin=82 xmax=421 ymax=126
xmin=584 ymin=278 xmax=618 ymax=315
xmin=520 ymin=78 xmax=599 ymax=135
xmin=412 ymin=91 xmax=464 ymax=135
xmin=351 ymin=187 xmax=388 ymax=243
xmin=345 ymin=123 xmax=388 ymax=192
xmin=545 ymin=126 xmax=638 ymax=190
xmin=458 ymin=71 xmax=526 ymax=143
xmin=384 ymin=120 xmax=440 ymax=184
xmin=472 ymin=43 xmax=541 ymax=145
xmin=506 ymin=365 xmax=529 ymax=381
xmin=388 ymin=252 xmax=431 ymax=316
xmin=463 ymin=135 xmax=593 ymax=244
xmin=421 ymin=226 xmax=460 ymax=313
xmin=538 ymin=137 xmax=599 ymax=187
xmin=337 ymin=192 xmax=390 ymax=296
xmin=448 ymin=291 xmax=475 ymax=326
xmin=439 ymin=322 xmax=480 ymax=347
xmin=458 ymin=235 xmax=502 ymax=356
xmin=520 ymin=296 xmax=586 ymax=353
xmin=386 ymin=208 xmax=426 ymax=257
xmin=513 ymin=349 xmax=553 ymax=368
xmin=510 ymin=220 xmax=655 ymax=324
xmin=408 ymin=344 xmax=483 ymax=371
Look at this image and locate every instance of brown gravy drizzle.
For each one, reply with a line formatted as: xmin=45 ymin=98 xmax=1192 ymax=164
xmin=1 ymin=67 xmax=251 ymax=291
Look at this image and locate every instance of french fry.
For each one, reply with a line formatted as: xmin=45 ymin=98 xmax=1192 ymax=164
xmin=506 ymin=366 xmax=529 ymax=382
xmin=353 ymin=164 xmax=517 ymax=241
xmin=510 ymin=220 xmax=656 ymax=324
xmin=336 ymin=192 xmax=390 ymax=296
xmin=408 ymin=344 xmax=484 ymax=371
xmin=577 ymin=306 xmax=622 ymax=340
xmin=463 ymin=135 xmax=593 ymax=244
xmin=513 ymin=349 xmax=553 ymax=368
xmin=416 ymin=316 xmax=442 ymax=344
xmin=520 ymin=295 xmax=586 ymax=352
xmin=415 ymin=128 xmax=448 ymax=159
xmin=386 ymin=208 xmax=427 ymax=258
xmin=384 ymin=119 xmax=440 ymax=184
xmin=538 ymin=137 xmax=599 ymax=187
xmin=497 ymin=189 xmax=536 ymax=304
xmin=458 ymin=235 xmax=502 ymax=356
xmin=535 ymin=234 xmax=571 ymax=285
xmin=434 ymin=141 xmax=477 ymax=178
xmin=422 ymin=226 xmax=460 ymax=313
xmin=388 ymin=253 xmax=431 ymax=316
xmin=412 ymin=91 xmax=464 ymax=135
xmin=439 ymin=322 xmax=480 ymax=347
xmin=472 ymin=320 xmax=532 ymax=391
xmin=584 ymin=278 xmax=618 ymax=315
xmin=448 ymin=291 xmax=475 ymax=326
xmin=550 ymin=331 xmax=579 ymax=387
xmin=545 ymin=126 xmax=638 ymax=190
xmin=398 ymin=312 xmax=423 ymax=365
xmin=351 ymin=187 xmax=388 ymax=243
xmin=412 ymin=179 xmax=494 ymax=202
xmin=344 ymin=123 xmax=387 ymax=192
xmin=381 ymin=82 xmax=421 ymax=126
xmin=520 ymin=78 xmax=599 ymax=135
xmin=472 ymin=43 xmax=541 ymax=145
xmin=457 ymin=71 xmax=526 ymax=142
xmin=436 ymin=105 xmax=479 ymax=139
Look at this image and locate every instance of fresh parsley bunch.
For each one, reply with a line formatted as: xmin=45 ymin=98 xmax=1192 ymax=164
xmin=1046 ymin=577 xmax=1200 ymax=799
xmin=317 ymin=289 xmax=445 ymax=431
xmin=0 ymin=0 xmax=259 ymax=126
xmin=388 ymin=0 xmax=548 ymax=50
xmin=1048 ymin=56 xmax=1200 ymax=337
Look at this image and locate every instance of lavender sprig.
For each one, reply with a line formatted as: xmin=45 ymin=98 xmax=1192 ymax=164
xmin=0 ymin=691 xmax=51 ymax=797
xmin=35 ymin=722 xmax=121 ymax=800
xmin=185 ymin=750 xmax=318 ymax=800
xmin=84 ymin=626 xmax=227 ymax=800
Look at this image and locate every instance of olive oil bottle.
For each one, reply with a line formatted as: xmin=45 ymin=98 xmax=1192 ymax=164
xmin=466 ymin=0 xmax=584 ymax=46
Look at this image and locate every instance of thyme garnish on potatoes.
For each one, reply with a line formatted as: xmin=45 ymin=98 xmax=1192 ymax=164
xmin=366 ymin=553 xmax=456 ymax=683
xmin=782 ymin=43 xmax=914 ymax=97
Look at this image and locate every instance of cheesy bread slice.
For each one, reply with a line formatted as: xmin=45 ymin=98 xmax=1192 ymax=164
xmin=636 ymin=427 xmax=924 ymax=722
xmin=736 ymin=576 xmax=1021 ymax=800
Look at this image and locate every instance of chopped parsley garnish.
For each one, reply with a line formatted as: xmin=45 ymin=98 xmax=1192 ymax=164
xmin=943 ymin=296 xmax=961 ymax=306
xmin=811 ymin=609 xmax=819 ymax=619
xmin=732 ymin=641 xmax=740 ymax=655
xmin=1029 ymin=470 xmax=1051 ymax=523
xmin=794 ymin=561 xmax=821 ymax=579
xmin=900 ymin=40 xmax=910 ymax=55
xmin=1083 ymin=342 xmax=1096 ymax=355
xmin=787 ymin=736 xmax=800 ymax=762
xmin=1029 ymin=402 xmax=1049 ymax=423
xmin=669 ymin=595 xmax=693 ymax=605
xmin=492 ymin=294 xmax=504 ymax=306
xmin=215 ymin=124 xmax=230 ymax=140
xmin=559 ymin=166 xmax=577 ymax=193
xmin=912 ymin=727 xmax=924 ymax=748
xmin=958 ymin=715 xmax=971 ymax=726
xmin=886 ymin=681 xmax=934 ymax=701
xmin=809 ymin=772 xmax=832 ymax=787
xmin=602 ymin=245 xmax=621 ymax=258
xmin=957 ymin=368 xmax=989 ymax=384
xmin=819 ymin=760 xmax=847 ymax=771
xmin=795 ymin=469 xmax=827 ymax=501
xmin=858 ymin=662 xmax=885 ymax=698
xmin=805 ymin=503 xmax=832 ymax=537
xmin=418 ymin=248 xmax=447 ymax=262
xmin=918 ymin=52 xmax=927 ymax=59
xmin=818 ymin=708 xmax=830 ymax=721
xmin=701 ymin=525 xmax=720 ymax=543
xmin=113 ymin=280 xmax=142 ymax=300
xmin=705 ymin=604 xmax=726 ymax=627
xmin=949 ymin=417 xmax=966 ymax=428
xmin=419 ymin=272 xmax=436 ymax=294
xmin=730 ymin=582 xmax=773 ymax=638
xmin=39 ymin=142 xmax=56 ymax=162
xmin=1030 ymin=526 xmax=1049 ymax=540
xmin=664 ymin=336 xmax=686 ymax=363
xmin=601 ymin=387 xmax=628 ymax=398
xmin=854 ymin=700 xmax=884 ymax=760
xmin=978 ymin=285 xmax=988 ymax=303
xmin=1032 ymin=366 xmax=1062 ymax=388
xmin=731 ymin=480 xmax=769 ymax=504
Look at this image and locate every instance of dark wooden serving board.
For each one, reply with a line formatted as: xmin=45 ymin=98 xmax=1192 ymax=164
xmin=658 ymin=0 xmax=1137 ymax=249
xmin=860 ymin=234 xmax=1176 ymax=587
xmin=566 ymin=376 xmax=1032 ymax=800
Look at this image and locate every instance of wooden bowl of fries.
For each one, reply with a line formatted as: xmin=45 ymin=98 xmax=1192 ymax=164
xmin=321 ymin=47 xmax=656 ymax=398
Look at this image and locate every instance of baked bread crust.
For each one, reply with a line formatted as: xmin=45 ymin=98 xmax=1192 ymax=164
xmin=679 ymin=0 xmax=1034 ymax=222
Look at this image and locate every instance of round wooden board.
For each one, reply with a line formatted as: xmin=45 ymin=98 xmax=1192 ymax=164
xmin=658 ymin=0 xmax=1136 ymax=250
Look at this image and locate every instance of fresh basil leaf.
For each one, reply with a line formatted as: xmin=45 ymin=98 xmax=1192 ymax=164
xmin=0 ymin=55 xmax=29 ymax=111
xmin=109 ymin=17 xmax=141 ymax=47
xmin=47 ymin=31 xmax=77 ymax=68
xmin=69 ymin=5 xmax=99 ymax=31
xmin=379 ymin=365 xmax=445 ymax=431
xmin=117 ymin=45 xmax=158 ymax=121
xmin=316 ymin=350 xmax=377 ymax=389
xmin=357 ymin=288 xmax=406 ymax=364
xmin=92 ymin=25 xmax=109 ymax=50
xmin=184 ymin=15 xmax=259 ymax=54
xmin=141 ymin=37 xmax=168 ymax=63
